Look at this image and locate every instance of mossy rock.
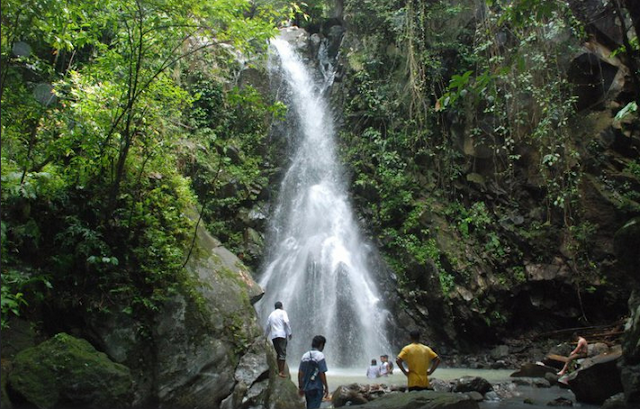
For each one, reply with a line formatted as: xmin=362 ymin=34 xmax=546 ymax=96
xmin=353 ymin=390 xmax=479 ymax=409
xmin=7 ymin=333 xmax=132 ymax=409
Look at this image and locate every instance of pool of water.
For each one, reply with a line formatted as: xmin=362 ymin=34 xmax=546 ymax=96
xmin=292 ymin=367 xmax=600 ymax=409
xmin=319 ymin=367 xmax=515 ymax=387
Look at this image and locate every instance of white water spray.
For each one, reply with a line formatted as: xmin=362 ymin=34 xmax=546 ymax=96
xmin=257 ymin=35 xmax=392 ymax=369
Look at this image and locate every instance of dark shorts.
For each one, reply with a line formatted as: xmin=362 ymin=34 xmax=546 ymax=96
xmin=304 ymin=389 xmax=323 ymax=409
xmin=272 ymin=337 xmax=287 ymax=360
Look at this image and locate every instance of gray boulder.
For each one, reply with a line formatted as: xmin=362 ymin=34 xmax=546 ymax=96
xmin=85 ymin=218 xmax=302 ymax=409
xmin=511 ymin=362 xmax=557 ymax=378
xmin=331 ymin=384 xmax=369 ymax=407
xmin=566 ymin=351 xmax=623 ymax=404
xmin=349 ymin=390 xmax=479 ymax=409
xmin=7 ymin=333 xmax=133 ymax=409
xmin=452 ymin=376 xmax=493 ymax=395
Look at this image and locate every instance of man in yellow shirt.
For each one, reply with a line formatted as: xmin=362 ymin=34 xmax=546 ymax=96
xmin=396 ymin=330 xmax=441 ymax=391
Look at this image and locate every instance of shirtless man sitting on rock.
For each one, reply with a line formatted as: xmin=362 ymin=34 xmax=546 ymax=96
xmin=557 ymin=333 xmax=588 ymax=376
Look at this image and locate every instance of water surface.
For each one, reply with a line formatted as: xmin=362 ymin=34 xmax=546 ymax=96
xmin=292 ymin=368 xmax=599 ymax=409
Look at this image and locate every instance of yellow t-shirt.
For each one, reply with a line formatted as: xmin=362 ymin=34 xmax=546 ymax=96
xmin=397 ymin=343 xmax=438 ymax=388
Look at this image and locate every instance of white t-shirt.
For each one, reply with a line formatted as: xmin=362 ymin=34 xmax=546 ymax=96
xmin=264 ymin=308 xmax=292 ymax=339
xmin=366 ymin=365 xmax=380 ymax=379
xmin=379 ymin=361 xmax=389 ymax=376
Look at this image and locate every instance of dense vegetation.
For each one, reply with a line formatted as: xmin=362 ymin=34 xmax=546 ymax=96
xmin=334 ymin=0 xmax=639 ymax=339
xmin=2 ymin=0 xmax=639 ymax=348
xmin=0 ymin=0 xmax=286 ymax=328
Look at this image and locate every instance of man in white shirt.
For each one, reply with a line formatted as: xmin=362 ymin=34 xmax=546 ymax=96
xmin=265 ymin=301 xmax=292 ymax=377
xmin=366 ymin=359 xmax=381 ymax=379
xmin=379 ymin=355 xmax=389 ymax=376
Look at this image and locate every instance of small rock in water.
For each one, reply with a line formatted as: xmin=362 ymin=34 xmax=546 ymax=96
xmin=524 ymin=397 xmax=535 ymax=405
xmin=547 ymin=397 xmax=574 ymax=406
xmin=484 ymin=391 xmax=501 ymax=401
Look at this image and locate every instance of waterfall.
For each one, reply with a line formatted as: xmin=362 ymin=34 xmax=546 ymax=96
xmin=257 ymin=34 xmax=392 ymax=369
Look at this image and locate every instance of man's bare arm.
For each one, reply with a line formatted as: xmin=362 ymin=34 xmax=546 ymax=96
xmin=428 ymin=356 xmax=441 ymax=375
xmin=396 ymin=358 xmax=408 ymax=376
xmin=319 ymin=372 xmax=329 ymax=398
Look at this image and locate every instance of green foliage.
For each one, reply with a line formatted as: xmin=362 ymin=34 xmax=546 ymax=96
xmin=1 ymin=269 xmax=52 ymax=329
xmin=611 ymin=35 xmax=639 ymax=58
xmin=338 ymin=0 xmax=624 ymax=330
xmin=444 ymin=201 xmax=492 ymax=239
xmin=177 ymin=75 xmax=280 ymax=263
xmin=486 ymin=0 xmax=568 ymax=26
xmin=1 ymin=0 xmax=279 ymax=324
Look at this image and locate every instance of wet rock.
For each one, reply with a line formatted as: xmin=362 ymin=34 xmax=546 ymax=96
xmin=621 ymin=363 xmax=640 ymax=404
xmin=547 ymin=397 xmax=574 ymax=406
xmin=511 ymin=377 xmax=551 ymax=388
xmin=545 ymin=372 xmax=560 ymax=385
xmin=511 ymin=362 xmax=557 ymax=378
xmin=601 ymin=393 xmax=627 ymax=409
xmin=7 ymin=333 xmax=133 ymax=409
xmin=491 ymin=360 xmax=509 ymax=369
xmin=350 ymin=390 xmax=479 ymax=409
xmin=566 ymin=351 xmax=624 ymax=404
xmin=452 ymin=376 xmax=493 ymax=395
xmin=465 ymin=391 xmax=483 ymax=402
xmin=331 ymin=384 xmax=369 ymax=407
xmin=485 ymin=391 xmax=500 ymax=401
xmin=431 ymin=378 xmax=454 ymax=392
xmin=490 ymin=345 xmax=509 ymax=360
xmin=533 ymin=378 xmax=551 ymax=388
xmin=80 ymin=216 xmax=298 ymax=409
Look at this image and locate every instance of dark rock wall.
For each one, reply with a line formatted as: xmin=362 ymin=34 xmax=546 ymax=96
xmin=323 ymin=0 xmax=640 ymax=353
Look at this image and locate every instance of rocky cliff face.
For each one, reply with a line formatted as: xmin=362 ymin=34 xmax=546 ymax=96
xmin=320 ymin=0 xmax=640 ymax=352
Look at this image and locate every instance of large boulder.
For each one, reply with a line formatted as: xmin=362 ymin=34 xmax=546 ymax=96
xmin=351 ymin=390 xmax=479 ymax=409
xmin=331 ymin=384 xmax=369 ymax=407
xmin=511 ymin=362 xmax=557 ymax=378
xmin=84 ymin=219 xmax=302 ymax=409
xmin=565 ymin=350 xmax=624 ymax=404
xmin=7 ymin=333 xmax=133 ymax=409
xmin=452 ymin=376 xmax=493 ymax=395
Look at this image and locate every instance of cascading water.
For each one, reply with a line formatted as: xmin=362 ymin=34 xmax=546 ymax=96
xmin=257 ymin=33 xmax=392 ymax=369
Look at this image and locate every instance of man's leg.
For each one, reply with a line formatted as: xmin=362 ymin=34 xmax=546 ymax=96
xmin=273 ymin=338 xmax=287 ymax=377
xmin=305 ymin=389 xmax=323 ymax=409
xmin=558 ymin=354 xmax=577 ymax=376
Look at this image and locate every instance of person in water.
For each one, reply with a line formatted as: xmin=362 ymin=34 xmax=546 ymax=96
xmin=366 ymin=359 xmax=380 ymax=379
xmin=396 ymin=330 xmax=441 ymax=391
xmin=557 ymin=333 xmax=588 ymax=376
xmin=264 ymin=301 xmax=292 ymax=378
xmin=298 ymin=335 xmax=329 ymax=409
xmin=379 ymin=354 xmax=392 ymax=376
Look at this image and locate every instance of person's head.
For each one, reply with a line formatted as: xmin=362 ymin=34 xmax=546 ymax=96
xmin=409 ymin=330 xmax=420 ymax=343
xmin=311 ymin=335 xmax=326 ymax=351
xmin=371 ymin=359 xmax=377 ymax=365
xmin=274 ymin=301 xmax=283 ymax=309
